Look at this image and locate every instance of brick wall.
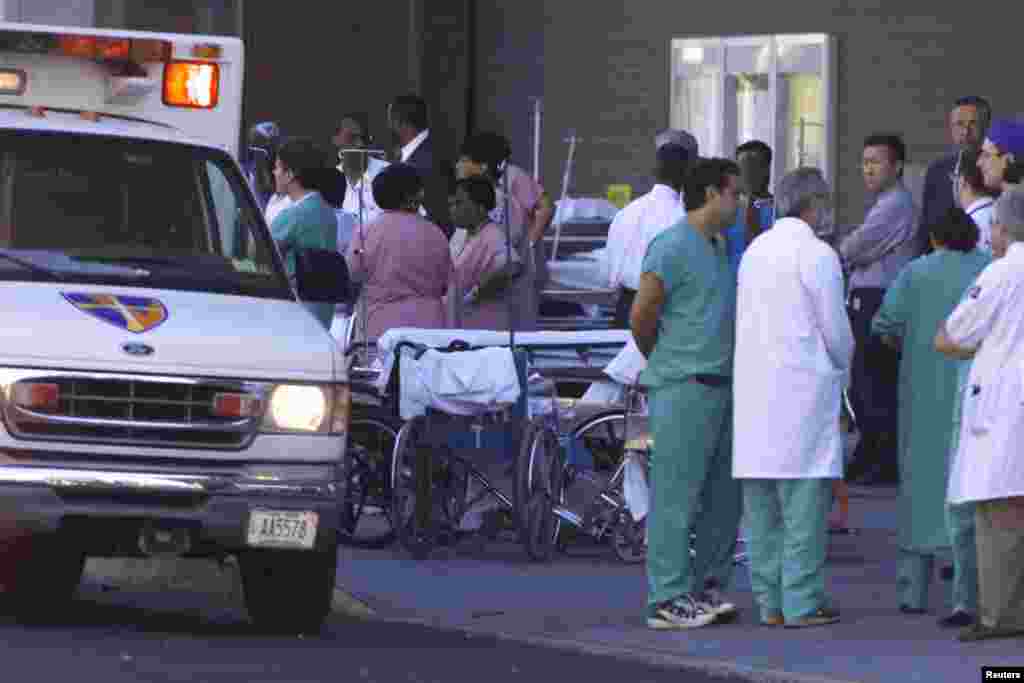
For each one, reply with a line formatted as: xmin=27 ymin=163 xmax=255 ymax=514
xmin=539 ymin=0 xmax=1023 ymax=225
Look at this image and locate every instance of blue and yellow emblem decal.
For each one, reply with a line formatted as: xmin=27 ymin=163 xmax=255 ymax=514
xmin=62 ymin=293 xmax=168 ymax=333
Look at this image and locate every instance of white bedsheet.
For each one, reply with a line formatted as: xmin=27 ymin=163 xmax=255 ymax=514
xmin=398 ymin=346 xmax=520 ymax=420
xmin=374 ymin=327 xmax=631 ymax=392
xmin=545 ymin=249 xmax=610 ymax=291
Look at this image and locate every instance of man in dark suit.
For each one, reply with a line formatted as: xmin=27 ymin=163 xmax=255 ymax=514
xmin=387 ymin=94 xmax=453 ymax=237
xmin=917 ymin=96 xmax=992 ymax=254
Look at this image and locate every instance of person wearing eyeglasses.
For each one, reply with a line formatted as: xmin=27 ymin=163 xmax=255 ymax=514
xmin=918 ymin=97 xmax=992 ymax=255
xmin=978 ymin=118 xmax=1024 ymax=195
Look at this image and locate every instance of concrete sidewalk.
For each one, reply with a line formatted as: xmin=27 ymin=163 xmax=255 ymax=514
xmin=335 ymin=485 xmax=1024 ymax=683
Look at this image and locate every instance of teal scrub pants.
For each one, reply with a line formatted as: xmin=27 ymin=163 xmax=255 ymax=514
xmin=898 ymin=550 xmax=936 ymax=611
xmin=646 ymin=380 xmax=741 ymax=609
xmin=897 ymin=508 xmax=978 ymax=613
xmin=742 ymin=478 xmax=831 ymax=621
xmin=947 ymin=501 xmax=979 ymax=614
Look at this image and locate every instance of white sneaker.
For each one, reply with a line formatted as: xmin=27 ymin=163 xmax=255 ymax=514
xmin=647 ymin=595 xmax=717 ymax=630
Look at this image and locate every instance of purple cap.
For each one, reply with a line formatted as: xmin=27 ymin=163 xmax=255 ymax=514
xmin=986 ymin=118 xmax=1024 ymax=157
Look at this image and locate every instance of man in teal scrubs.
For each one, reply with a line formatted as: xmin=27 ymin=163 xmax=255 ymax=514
xmin=270 ymin=137 xmax=341 ymax=330
xmin=631 ymin=158 xmax=743 ymax=629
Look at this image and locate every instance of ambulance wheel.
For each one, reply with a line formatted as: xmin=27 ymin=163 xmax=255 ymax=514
xmin=339 ymin=416 xmax=401 ymax=548
xmin=516 ymin=420 xmax=564 ymax=562
xmin=391 ymin=417 xmax=436 ymax=560
xmin=241 ymin=545 xmax=338 ymax=634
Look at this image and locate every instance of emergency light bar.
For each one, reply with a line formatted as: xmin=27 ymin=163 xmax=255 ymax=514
xmin=0 ymin=30 xmax=172 ymax=63
xmin=0 ymin=68 xmax=25 ymax=95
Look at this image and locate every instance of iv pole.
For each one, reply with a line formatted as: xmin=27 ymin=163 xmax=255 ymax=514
xmin=339 ymin=144 xmax=387 ymax=367
xmin=550 ymin=130 xmax=579 ymax=263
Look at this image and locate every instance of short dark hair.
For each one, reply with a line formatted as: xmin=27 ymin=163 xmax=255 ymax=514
xmin=277 ymin=137 xmax=330 ymax=190
xmin=736 ymin=140 xmax=773 ymax=166
xmin=958 ymin=148 xmax=990 ymax=196
xmin=454 ymin=176 xmax=497 ymax=212
xmin=338 ymin=112 xmax=371 ymax=143
xmin=460 ymin=131 xmax=512 ymax=180
xmin=954 ymin=95 xmax=992 ymax=128
xmin=929 ymin=207 xmax=979 ymax=253
xmin=654 ymin=142 xmax=692 ymax=187
xmin=390 ymin=94 xmax=428 ymax=132
xmin=863 ymin=133 xmax=906 ymax=164
xmin=372 ymin=162 xmax=423 ymax=211
xmin=683 ymin=158 xmax=741 ymax=212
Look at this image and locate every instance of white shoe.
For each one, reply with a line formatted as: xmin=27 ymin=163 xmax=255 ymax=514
xmin=647 ymin=595 xmax=717 ymax=630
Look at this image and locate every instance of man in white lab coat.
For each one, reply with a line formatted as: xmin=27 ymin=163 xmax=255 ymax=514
xmin=733 ymin=168 xmax=855 ymax=628
xmin=935 ymin=187 xmax=1024 ymax=642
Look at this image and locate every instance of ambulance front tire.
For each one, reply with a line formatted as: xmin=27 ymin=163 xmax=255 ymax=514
xmin=240 ymin=544 xmax=338 ymax=634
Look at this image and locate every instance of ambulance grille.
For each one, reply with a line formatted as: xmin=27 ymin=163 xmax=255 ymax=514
xmin=4 ymin=374 xmax=260 ymax=450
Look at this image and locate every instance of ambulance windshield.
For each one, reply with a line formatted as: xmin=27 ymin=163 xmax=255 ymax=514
xmin=0 ymin=130 xmax=291 ymax=299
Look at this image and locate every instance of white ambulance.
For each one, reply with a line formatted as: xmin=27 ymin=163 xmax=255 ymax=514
xmin=0 ymin=23 xmax=351 ymax=631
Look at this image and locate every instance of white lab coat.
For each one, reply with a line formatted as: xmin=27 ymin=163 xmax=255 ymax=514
xmin=945 ymin=242 xmax=1024 ymax=504
xmin=605 ymin=184 xmax=685 ymax=291
xmin=732 ymin=217 xmax=855 ymax=479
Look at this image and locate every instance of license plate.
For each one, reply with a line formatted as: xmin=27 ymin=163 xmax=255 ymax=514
xmin=246 ymin=509 xmax=318 ymax=550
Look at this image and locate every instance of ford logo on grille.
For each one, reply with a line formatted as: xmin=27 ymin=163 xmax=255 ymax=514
xmin=122 ymin=342 xmax=155 ymax=357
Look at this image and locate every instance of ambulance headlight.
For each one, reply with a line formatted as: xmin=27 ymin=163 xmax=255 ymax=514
xmin=261 ymin=384 xmax=349 ymax=435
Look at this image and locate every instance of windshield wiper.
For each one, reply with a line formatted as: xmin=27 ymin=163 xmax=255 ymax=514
xmin=0 ymin=250 xmax=153 ymax=281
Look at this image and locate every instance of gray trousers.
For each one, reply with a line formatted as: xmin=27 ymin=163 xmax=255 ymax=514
xmin=975 ymin=498 xmax=1024 ymax=629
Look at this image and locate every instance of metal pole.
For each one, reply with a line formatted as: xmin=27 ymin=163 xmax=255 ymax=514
xmin=550 ymin=131 xmax=578 ymax=262
xmin=531 ymin=97 xmax=542 ymax=183
xmin=340 ymin=146 xmax=387 ymax=364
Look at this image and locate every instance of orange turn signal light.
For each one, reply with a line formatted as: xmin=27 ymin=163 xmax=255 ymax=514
xmin=12 ymin=382 xmax=60 ymax=412
xmin=212 ymin=392 xmax=262 ymax=419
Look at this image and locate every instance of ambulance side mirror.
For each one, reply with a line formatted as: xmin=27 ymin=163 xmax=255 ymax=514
xmin=294 ymin=248 xmax=353 ymax=304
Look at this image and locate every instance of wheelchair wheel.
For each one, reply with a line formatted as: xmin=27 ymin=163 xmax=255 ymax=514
xmin=516 ymin=418 xmax=564 ymax=562
xmin=390 ymin=417 xmax=436 ymax=560
xmin=340 ymin=415 xmax=401 ymax=548
xmin=611 ymin=512 xmax=646 ymax=564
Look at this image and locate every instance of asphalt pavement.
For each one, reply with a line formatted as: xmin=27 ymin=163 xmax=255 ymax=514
xmin=0 ymin=584 xmax=750 ymax=683
xmin=335 ymin=485 xmax=1024 ymax=683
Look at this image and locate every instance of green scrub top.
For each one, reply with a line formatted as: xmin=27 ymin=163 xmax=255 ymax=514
xmin=871 ymin=247 xmax=990 ymax=552
xmin=271 ymin=192 xmax=339 ymax=330
xmin=639 ymin=220 xmax=736 ymax=388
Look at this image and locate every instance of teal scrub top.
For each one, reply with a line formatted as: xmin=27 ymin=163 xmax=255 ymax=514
xmin=639 ymin=220 xmax=736 ymax=388
xmin=271 ymin=192 xmax=339 ymax=330
xmin=871 ymin=247 xmax=990 ymax=552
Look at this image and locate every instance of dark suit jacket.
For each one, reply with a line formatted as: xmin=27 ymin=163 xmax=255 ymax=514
xmin=917 ymin=150 xmax=958 ymax=250
xmin=405 ymin=134 xmax=453 ymax=238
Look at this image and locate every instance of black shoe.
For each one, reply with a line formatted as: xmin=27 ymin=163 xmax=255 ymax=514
xmin=900 ymin=605 xmax=928 ymax=615
xmin=957 ymin=623 xmax=1024 ymax=642
xmin=939 ymin=611 xmax=974 ymax=628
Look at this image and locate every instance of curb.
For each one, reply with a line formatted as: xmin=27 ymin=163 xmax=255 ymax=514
xmin=366 ymin=612 xmax=863 ymax=683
